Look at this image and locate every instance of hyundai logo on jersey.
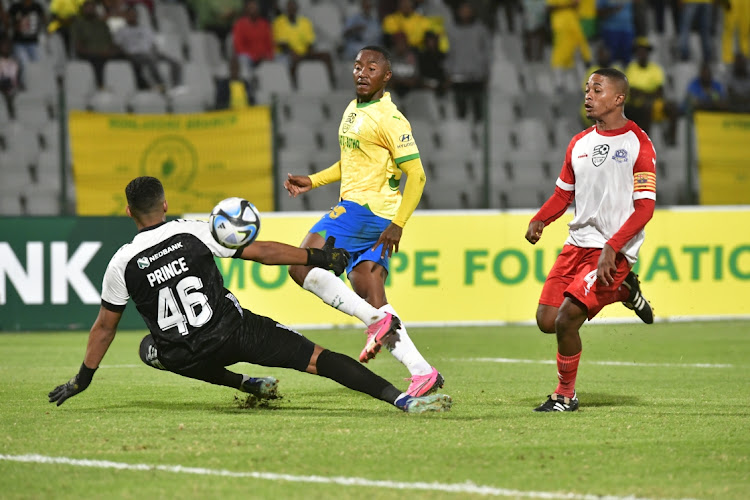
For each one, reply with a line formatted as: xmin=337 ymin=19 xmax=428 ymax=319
xmin=400 ymin=133 xmax=411 ymax=142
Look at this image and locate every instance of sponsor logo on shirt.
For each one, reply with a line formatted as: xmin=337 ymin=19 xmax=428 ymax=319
xmin=147 ymin=241 xmax=184 ymax=265
xmin=397 ymin=133 xmax=415 ymax=149
xmin=612 ymin=149 xmax=629 ymax=163
xmin=137 ymin=257 xmax=150 ymax=269
xmin=342 ymin=112 xmax=357 ymax=133
xmin=577 ymin=154 xmax=588 ymax=158
xmin=592 ymin=144 xmax=610 ymax=167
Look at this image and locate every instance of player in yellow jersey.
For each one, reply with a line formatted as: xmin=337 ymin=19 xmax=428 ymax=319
xmin=284 ymin=46 xmax=443 ymax=398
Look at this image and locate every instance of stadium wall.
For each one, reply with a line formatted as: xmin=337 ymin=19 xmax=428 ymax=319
xmin=2 ymin=207 xmax=749 ymax=331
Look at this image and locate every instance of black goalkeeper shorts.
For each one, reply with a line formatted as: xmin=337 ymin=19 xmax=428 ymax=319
xmin=140 ymin=309 xmax=316 ymax=374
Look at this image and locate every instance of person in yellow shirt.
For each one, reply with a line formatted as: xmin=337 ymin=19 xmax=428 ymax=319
xmin=382 ymin=0 xmax=448 ymax=52
xmin=625 ymin=37 xmax=678 ymax=144
xmin=283 ymin=45 xmax=444 ymax=399
xmin=548 ymin=0 xmax=591 ymax=88
xmin=272 ymin=0 xmax=333 ymax=86
xmin=577 ymin=0 xmax=597 ymax=39
xmin=721 ymin=0 xmax=750 ymax=64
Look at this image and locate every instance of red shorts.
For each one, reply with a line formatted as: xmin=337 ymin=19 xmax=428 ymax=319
xmin=539 ymin=245 xmax=631 ymax=320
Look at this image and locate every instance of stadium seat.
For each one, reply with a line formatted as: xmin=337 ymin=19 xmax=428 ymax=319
xmin=402 ymin=89 xmax=441 ymax=122
xmin=308 ymin=4 xmax=343 ymax=52
xmin=489 ymin=58 xmax=522 ymax=95
xmin=154 ymin=2 xmax=192 ymax=40
xmin=277 ymin=93 xmax=326 ymax=124
xmin=188 ymin=31 xmax=223 ymax=65
xmin=89 ymin=91 xmax=128 ymax=113
xmin=505 ymin=149 xmax=549 ymax=188
xmin=129 ymin=91 xmax=168 ymax=114
xmin=318 ymin=89 xmax=355 ymax=119
xmin=0 ymin=191 xmax=23 ymax=215
xmin=434 ymin=121 xmax=476 ymax=155
xmin=14 ymin=94 xmax=51 ymax=129
xmin=1 ymin=122 xmax=40 ymax=170
xmin=64 ymin=61 xmax=96 ymax=110
xmin=21 ymin=62 xmax=57 ymax=105
xmin=170 ymin=91 xmax=206 ymax=113
xmin=277 ymin=123 xmax=318 ymax=152
xmin=256 ymin=60 xmax=294 ymax=96
xmin=22 ymin=184 xmax=63 ymax=215
xmin=511 ymin=118 xmax=551 ymax=151
xmin=512 ymin=93 xmax=554 ymax=122
xmin=104 ymin=61 xmax=138 ymax=101
xmin=154 ymin=32 xmax=186 ymax=63
xmin=38 ymin=122 xmax=60 ymax=151
xmin=669 ymin=62 xmax=696 ymax=104
xmin=296 ymin=60 xmax=332 ymax=95
xmin=182 ymin=62 xmax=217 ymax=107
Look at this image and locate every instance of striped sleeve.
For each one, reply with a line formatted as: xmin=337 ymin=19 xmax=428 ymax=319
xmin=632 ymin=128 xmax=657 ymax=201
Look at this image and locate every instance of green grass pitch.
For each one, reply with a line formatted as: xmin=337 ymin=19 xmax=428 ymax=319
xmin=1 ymin=321 xmax=748 ymax=499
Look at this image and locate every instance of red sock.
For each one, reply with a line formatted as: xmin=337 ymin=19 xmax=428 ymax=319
xmin=554 ymin=351 xmax=581 ymax=398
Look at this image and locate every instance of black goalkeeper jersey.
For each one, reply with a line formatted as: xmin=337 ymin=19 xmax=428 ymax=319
xmin=101 ymin=219 xmax=244 ymax=367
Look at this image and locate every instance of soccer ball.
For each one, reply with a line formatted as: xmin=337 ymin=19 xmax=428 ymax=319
xmin=209 ymin=197 xmax=261 ymax=249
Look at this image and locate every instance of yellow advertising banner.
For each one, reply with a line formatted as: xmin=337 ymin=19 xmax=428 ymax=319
xmin=211 ymin=208 xmax=750 ymax=327
xmin=69 ymin=108 xmax=273 ymax=215
xmin=694 ymin=111 xmax=750 ymax=205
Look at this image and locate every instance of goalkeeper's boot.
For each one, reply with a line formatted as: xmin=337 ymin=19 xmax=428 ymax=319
xmin=533 ymin=393 xmax=579 ymax=412
xmin=406 ymin=367 xmax=444 ymax=397
xmin=396 ymin=393 xmax=452 ymax=414
xmin=359 ymin=312 xmax=401 ymax=363
xmin=622 ymin=272 xmax=654 ymax=324
xmin=240 ymin=377 xmax=279 ymax=399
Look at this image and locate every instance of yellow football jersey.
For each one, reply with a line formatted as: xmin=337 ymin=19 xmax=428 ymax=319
xmin=336 ymin=92 xmax=420 ymax=220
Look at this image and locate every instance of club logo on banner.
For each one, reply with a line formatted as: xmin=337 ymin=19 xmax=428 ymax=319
xmin=69 ymin=109 xmax=273 ymax=215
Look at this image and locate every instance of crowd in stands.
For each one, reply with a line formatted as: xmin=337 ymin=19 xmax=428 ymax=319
xmin=1 ymin=0 xmax=750 ymax=215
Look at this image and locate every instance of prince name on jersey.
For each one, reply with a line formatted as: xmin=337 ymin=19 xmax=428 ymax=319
xmin=101 ymin=219 xmax=243 ymax=368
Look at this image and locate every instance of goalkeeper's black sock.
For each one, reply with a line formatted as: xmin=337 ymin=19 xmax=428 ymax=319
xmin=315 ymin=349 xmax=401 ymax=404
xmin=176 ymin=365 xmax=243 ymax=390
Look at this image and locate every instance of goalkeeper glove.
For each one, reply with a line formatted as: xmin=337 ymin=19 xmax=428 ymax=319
xmin=306 ymin=236 xmax=350 ymax=276
xmin=48 ymin=363 xmax=97 ymax=406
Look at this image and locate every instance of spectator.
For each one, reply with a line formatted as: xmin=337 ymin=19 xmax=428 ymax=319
xmin=625 ymin=36 xmax=679 ymax=145
xmin=8 ymin=0 xmax=46 ymax=65
xmin=720 ymin=0 xmax=749 ymax=66
xmin=272 ymin=0 xmax=334 ymax=86
xmin=578 ymin=0 xmax=596 ymax=39
xmin=215 ymin=56 xmax=253 ymax=109
xmin=547 ymin=0 xmax=591 ymax=89
xmin=389 ymin=31 xmax=420 ymax=97
xmin=342 ymin=0 xmax=383 ymax=60
xmin=418 ymin=30 xmax=448 ymax=94
xmin=727 ymin=52 xmax=750 ymax=112
xmin=113 ymin=5 xmax=182 ymax=91
xmin=0 ymin=37 xmax=20 ymax=118
xmin=102 ymin=0 xmax=129 ymax=33
xmin=596 ymin=0 xmax=635 ymax=65
xmin=232 ymin=0 xmax=274 ymax=72
xmin=48 ymin=0 xmax=85 ymax=51
xmin=186 ymin=0 xmax=243 ymax=43
xmin=383 ymin=0 xmax=448 ymax=52
xmin=445 ymin=2 xmax=490 ymax=121
xmin=522 ymin=0 xmax=548 ymax=61
xmin=71 ymin=0 xmax=123 ymax=88
xmin=678 ymin=0 xmax=714 ymax=62
xmin=684 ymin=62 xmax=729 ymax=111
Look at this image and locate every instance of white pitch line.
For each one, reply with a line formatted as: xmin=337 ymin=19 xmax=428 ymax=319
xmin=0 ymin=454 xmax=698 ymax=500
xmin=458 ymin=358 xmax=734 ymax=369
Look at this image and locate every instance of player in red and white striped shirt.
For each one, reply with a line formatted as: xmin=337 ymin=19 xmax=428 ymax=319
xmin=525 ymin=68 xmax=655 ymax=412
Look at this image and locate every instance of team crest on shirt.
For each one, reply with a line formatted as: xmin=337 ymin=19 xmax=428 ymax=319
xmin=612 ymin=149 xmax=629 ymax=163
xmin=342 ymin=112 xmax=357 ymax=133
xmin=592 ymin=144 xmax=610 ymax=167
xmin=137 ymin=257 xmax=150 ymax=269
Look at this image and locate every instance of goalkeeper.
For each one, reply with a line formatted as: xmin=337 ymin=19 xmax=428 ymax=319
xmin=49 ymin=176 xmax=452 ymax=414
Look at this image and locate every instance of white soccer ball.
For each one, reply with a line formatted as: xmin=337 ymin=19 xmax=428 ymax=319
xmin=209 ymin=197 xmax=261 ymax=249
